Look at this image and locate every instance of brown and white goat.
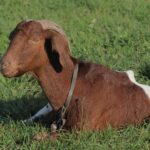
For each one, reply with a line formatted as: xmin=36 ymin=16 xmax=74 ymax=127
xmin=0 ymin=20 xmax=150 ymax=130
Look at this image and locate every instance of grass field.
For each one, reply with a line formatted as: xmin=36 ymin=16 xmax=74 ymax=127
xmin=0 ymin=0 xmax=150 ymax=149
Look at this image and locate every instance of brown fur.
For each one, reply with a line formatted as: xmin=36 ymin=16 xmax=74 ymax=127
xmin=1 ymin=20 xmax=150 ymax=130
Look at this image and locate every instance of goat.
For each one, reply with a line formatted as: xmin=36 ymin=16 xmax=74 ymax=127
xmin=0 ymin=20 xmax=150 ymax=131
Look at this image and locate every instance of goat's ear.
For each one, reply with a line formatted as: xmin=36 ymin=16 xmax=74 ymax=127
xmin=43 ymin=29 xmax=70 ymax=72
xmin=9 ymin=21 xmax=27 ymax=40
xmin=44 ymin=38 xmax=63 ymax=73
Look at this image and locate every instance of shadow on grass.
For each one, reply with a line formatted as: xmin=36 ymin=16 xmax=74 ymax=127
xmin=0 ymin=95 xmax=48 ymax=122
xmin=1 ymin=91 xmax=150 ymax=131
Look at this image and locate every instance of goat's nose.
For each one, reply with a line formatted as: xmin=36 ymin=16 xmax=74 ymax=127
xmin=0 ymin=61 xmax=11 ymax=72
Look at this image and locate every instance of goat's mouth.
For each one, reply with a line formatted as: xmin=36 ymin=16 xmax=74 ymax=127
xmin=1 ymin=67 xmax=19 ymax=78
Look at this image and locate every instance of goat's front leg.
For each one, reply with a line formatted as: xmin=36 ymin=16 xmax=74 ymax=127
xmin=23 ymin=103 xmax=53 ymax=123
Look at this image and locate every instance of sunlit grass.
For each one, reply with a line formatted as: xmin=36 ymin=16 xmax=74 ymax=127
xmin=0 ymin=0 xmax=150 ymax=149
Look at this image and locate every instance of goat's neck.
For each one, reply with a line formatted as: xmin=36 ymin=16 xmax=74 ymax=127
xmin=33 ymin=62 xmax=75 ymax=110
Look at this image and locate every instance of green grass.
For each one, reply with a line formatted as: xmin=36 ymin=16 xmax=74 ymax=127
xmin=0 ymin=0 xmax=150 ymax=149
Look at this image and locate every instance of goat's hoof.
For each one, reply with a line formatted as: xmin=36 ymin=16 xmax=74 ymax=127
xmin=21 ymin=118 xmax=33 ymax=124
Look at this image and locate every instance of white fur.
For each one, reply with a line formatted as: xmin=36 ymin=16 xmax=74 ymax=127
xmin=125 ymin=70 xmax=150 ymax=99
xmin=23 ymin=103 xmax=52 ymax=123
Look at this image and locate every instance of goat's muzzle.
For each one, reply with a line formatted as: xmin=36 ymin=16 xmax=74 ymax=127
xmin=0 ymin=60 xmax=19 ymax=78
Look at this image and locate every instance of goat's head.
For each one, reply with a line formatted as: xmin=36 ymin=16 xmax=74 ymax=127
xmin=0 ymin=20 xmax=71 ymax=77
